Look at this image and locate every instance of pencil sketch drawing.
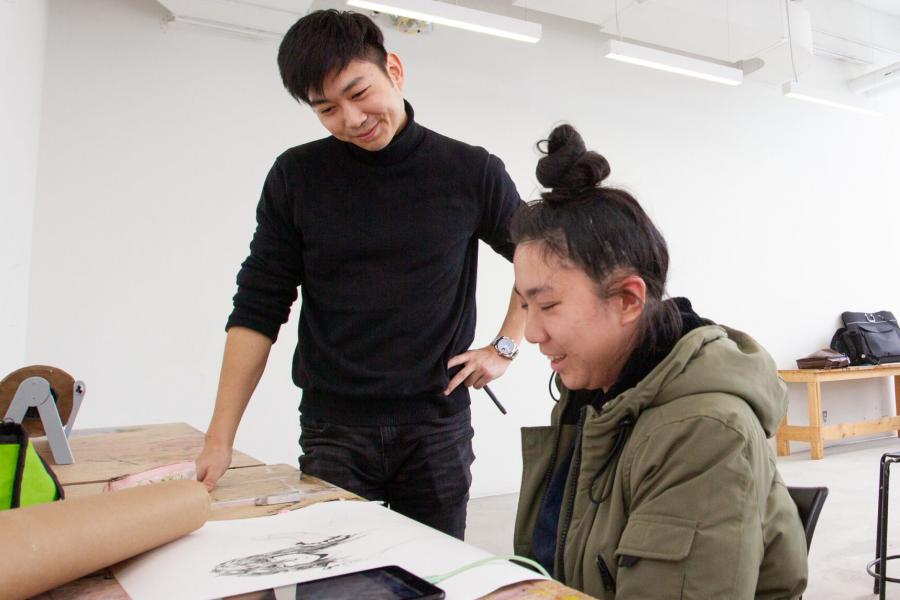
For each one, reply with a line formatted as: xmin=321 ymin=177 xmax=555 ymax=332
xmin=212 ymin=534 xmax=358 ymax=577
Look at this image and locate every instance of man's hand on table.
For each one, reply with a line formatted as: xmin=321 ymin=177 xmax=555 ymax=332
xmin=195 ymin=438 xmax=233 ymax=491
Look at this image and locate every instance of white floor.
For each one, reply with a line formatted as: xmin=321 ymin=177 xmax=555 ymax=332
xmin=466 ymin=435 xmax=900 ymax=599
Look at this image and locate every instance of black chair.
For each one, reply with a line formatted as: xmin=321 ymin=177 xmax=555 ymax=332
xmin=787 ymin=486 xmax=829 ymax=551
xmin=866 ymin=452 xmax=900 ymax=599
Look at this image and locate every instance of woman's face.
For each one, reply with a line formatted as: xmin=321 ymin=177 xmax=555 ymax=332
xmin=514 ymin=241 xmax=638 ymax=392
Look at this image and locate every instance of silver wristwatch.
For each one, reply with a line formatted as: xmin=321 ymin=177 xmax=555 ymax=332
xmin=491 ymin=335 xmax=519 ymax=360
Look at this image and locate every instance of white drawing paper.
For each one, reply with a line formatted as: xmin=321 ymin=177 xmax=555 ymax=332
xmin=114 ymin=500 xmax=545 ymax=600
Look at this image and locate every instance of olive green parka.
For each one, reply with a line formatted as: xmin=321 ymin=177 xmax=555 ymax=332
xmin=514 ymin=325 xmax=808 ymax=599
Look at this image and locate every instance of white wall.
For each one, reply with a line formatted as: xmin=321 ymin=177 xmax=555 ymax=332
xmin=27 ymin=0 xmax=900 ymax=496
xmin=1 ymin=0 xmax=47 ymax=370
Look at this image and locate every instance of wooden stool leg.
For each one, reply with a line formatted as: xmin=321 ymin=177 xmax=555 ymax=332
xmin=776 ymin=415 xmax=790 ymax=456
xmin=894 ymin=376 xmax=900 ymax=438
xmin=808 ymin=382 xmax=824 ymax=460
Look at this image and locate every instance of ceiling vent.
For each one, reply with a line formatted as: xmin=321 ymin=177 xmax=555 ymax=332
xmin=155 ymin=0 xmax=312 ymax=39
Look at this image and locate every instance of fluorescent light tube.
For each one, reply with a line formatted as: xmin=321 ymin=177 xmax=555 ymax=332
xmin=601 ymin=39 xmax=743 ymax=86
xmin=782 ymin=81 xmax=882 ymax=117
xmin=346 ymin=0 xmax=541 ymax=43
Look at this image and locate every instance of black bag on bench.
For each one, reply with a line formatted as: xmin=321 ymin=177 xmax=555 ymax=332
xmin=830 ymin=311 xmax=900 ymax=365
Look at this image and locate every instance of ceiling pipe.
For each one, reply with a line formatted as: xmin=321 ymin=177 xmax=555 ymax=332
xmin=849 ymin=61 xmax=900 ymax=93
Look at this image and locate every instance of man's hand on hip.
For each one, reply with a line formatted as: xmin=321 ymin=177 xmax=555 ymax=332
xmin=444 ymin=346 xmax=512 ymax=396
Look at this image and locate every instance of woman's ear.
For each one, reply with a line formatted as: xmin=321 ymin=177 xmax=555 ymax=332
xmin=615 ymin=275 xmax=647 ymax=327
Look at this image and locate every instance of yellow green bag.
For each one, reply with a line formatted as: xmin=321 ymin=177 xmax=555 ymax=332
xmin=0 ymin=421 xmax=63 ymax=509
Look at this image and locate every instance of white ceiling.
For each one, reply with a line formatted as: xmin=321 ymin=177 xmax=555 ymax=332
xmin=511 ymin=0 xmax=900 ymax=22
xmin=512 ymin=0 xmax=787 ymax=62
xmin=155 ymin=0 xmax=312 ymax=35
xmin=508 ymin=0 xmax=900 ymax=67
xmin=852 ymin=0 xmax=900 ymax=18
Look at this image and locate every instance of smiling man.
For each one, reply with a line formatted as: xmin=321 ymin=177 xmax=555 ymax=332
xmin=195 ymin=9 xmax=525 ymax=539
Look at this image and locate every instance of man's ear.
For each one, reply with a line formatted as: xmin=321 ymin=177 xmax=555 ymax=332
xmin=615 ymin=275 xmax=647 ymax=327
xmin=385 ymin=52 xmax=404 ymax=91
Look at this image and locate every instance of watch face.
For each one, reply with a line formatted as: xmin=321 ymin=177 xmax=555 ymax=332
xmin=497 ymin=338 xmax=516 ymax=355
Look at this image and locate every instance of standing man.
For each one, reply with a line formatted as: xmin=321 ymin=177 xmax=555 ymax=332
xmin=195 ymin=9 xmax=525 ymax=539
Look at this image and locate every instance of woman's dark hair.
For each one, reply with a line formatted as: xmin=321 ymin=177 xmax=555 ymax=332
xmin=511 ymin=124 xmax=681 ymax=352
xmin=278 ymin=10 xmax=388 ymax=105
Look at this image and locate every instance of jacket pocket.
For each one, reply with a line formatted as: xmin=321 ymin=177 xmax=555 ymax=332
xmin=614 ymin=514 xmax=697 ymax=600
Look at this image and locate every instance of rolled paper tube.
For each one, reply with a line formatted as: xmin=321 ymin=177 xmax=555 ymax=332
xmin=0 ymin=479 xmax=210 ymax=600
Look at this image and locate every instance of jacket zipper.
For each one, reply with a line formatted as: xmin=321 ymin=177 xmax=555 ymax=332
xmin=596 ymin=554 xmax=616 ymax=592
xmin=554 ymin=406 xmax=587 ymax=582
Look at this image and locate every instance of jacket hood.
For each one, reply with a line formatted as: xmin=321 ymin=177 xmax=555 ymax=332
xmin=584 ymin=324 xmax=787 ymax=437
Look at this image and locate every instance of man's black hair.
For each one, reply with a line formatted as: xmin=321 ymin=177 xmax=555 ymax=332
xmin=278 ymin=10 xmax=389 ymax=105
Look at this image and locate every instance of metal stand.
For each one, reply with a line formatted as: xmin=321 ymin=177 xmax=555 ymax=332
xmin=866 ymin=452 xmax=900 ymax=599
xmin=3 ymin=376 xmax=84 ymax=464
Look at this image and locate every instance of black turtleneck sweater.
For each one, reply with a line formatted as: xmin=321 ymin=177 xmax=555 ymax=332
xmin=226 ymin=102 xmax=523 ymax=425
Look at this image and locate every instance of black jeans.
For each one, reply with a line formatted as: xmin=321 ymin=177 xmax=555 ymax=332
xmin=298 ymin=408 xmax=475 ymax=540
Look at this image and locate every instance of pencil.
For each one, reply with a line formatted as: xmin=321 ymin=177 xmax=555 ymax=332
xmin=483 ymin=385 xmax=507 ymax=415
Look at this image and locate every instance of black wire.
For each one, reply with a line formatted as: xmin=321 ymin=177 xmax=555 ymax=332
xmin=548 ymin=371 xmax=559 ymax=402
xmin=589 ymin=417 xmax=634 ymax=505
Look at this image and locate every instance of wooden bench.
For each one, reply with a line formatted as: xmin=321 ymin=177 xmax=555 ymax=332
xmin=777 ymin=364 xmax=900 ymax=459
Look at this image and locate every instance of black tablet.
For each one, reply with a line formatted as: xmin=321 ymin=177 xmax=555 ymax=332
xmin=294 ymin=565 xmax=445 ymax=600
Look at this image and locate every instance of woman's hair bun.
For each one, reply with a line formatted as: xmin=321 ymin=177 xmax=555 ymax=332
xmin=535 ymin=124 xmax=611 ymax=195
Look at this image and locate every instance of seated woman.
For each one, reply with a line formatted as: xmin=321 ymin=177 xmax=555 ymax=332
xmin=511 ymin=125 xmax=807 ymax=599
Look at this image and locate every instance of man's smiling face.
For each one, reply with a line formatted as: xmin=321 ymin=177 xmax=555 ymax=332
xmin=309 ymin=55 xmax=407 ymax=152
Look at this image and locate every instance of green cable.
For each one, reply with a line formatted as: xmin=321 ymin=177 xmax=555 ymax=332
xmin=425 ymin=554 xmax=551 ymax=585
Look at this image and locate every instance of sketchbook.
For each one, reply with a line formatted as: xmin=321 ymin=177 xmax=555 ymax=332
xmin=113 ymin=500 xmax=545 ymax=600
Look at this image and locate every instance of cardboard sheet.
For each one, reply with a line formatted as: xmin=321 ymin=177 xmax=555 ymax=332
xmin=0 ymin=480 xmax=210 ymax=600
xmin=115 ymin=500 xmax=546 ymax=600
